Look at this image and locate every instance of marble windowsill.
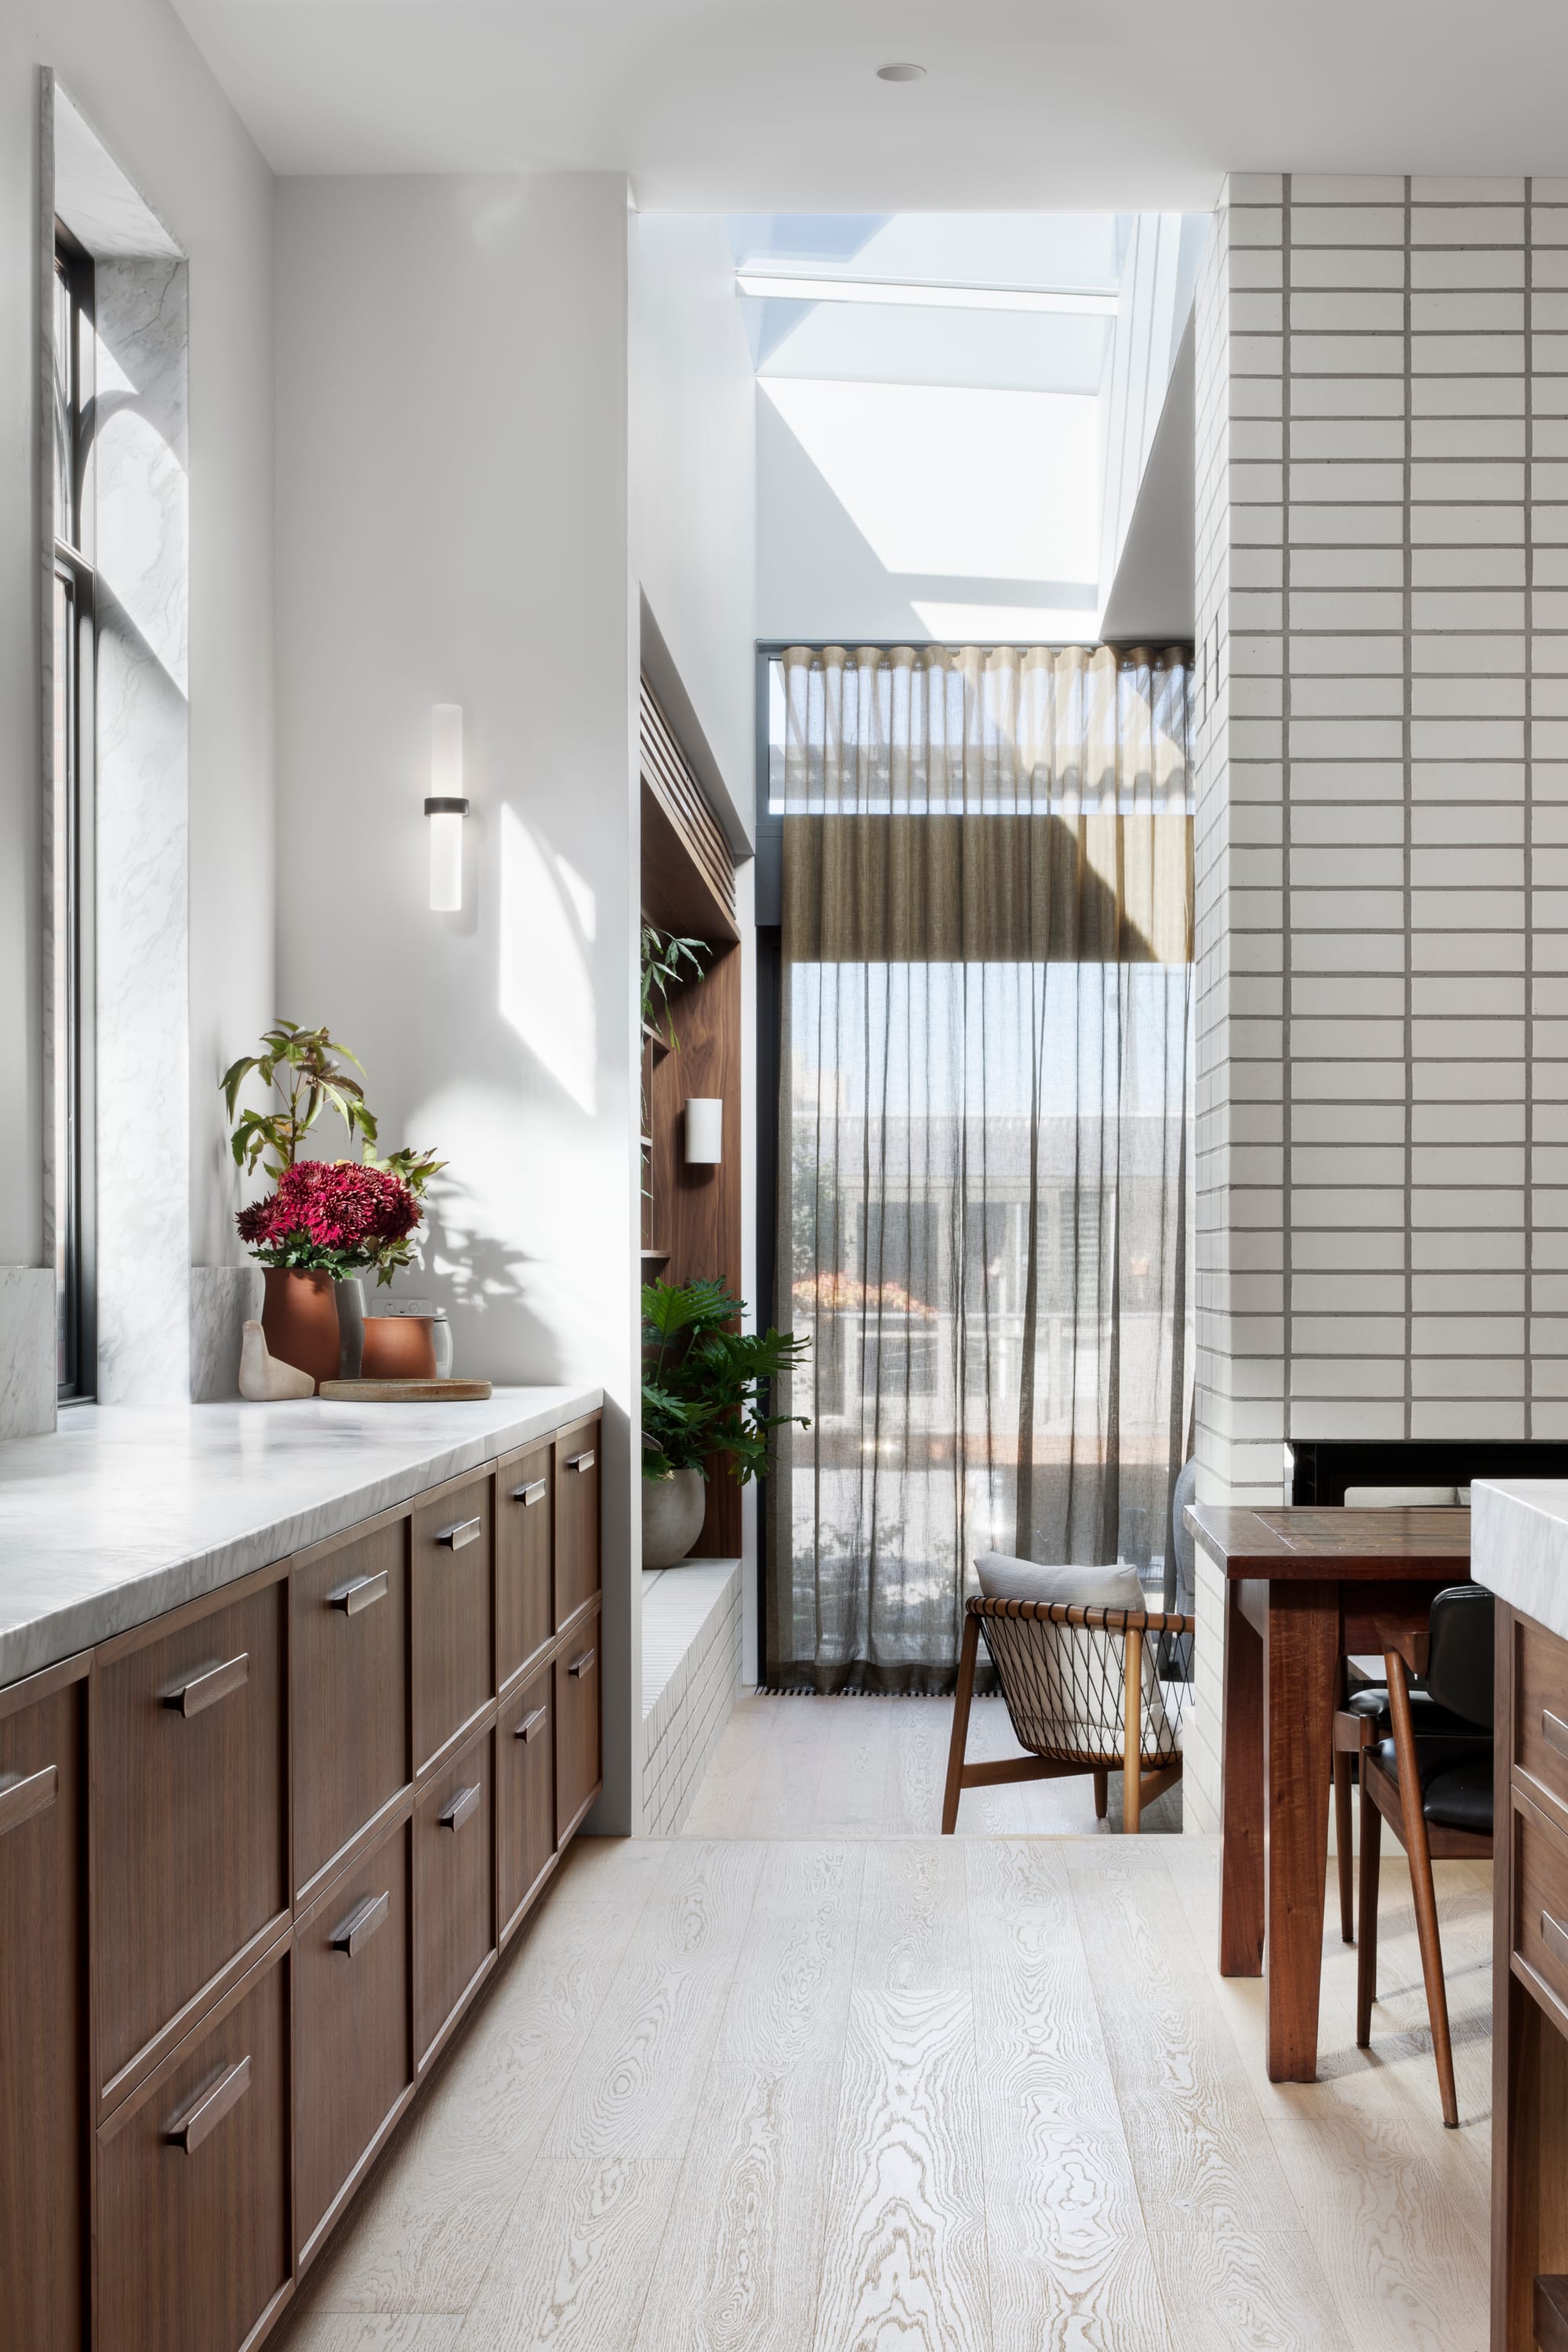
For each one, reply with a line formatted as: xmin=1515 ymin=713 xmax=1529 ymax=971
xmin=0 ymin=1386 xmax=601 ymax=1690
xmin=1472 ymin=1477 xmax=1568 ymax=1642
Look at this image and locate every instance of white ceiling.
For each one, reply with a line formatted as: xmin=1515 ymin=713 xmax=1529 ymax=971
xmin=169 ymin=0 xmax=1568 ymax=201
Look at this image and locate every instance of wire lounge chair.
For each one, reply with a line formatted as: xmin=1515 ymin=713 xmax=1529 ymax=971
xmin=941 ymin=1588 xmax=1192 ymax=1833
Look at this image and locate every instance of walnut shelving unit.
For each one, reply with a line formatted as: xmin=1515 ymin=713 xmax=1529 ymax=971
xmin=639 ymin=677 xmax=742 ymax=1559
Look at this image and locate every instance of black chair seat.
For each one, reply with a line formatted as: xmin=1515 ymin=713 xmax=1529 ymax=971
xmin=1370 ymin=1733 xmax=1494 ymax=1833
xmin=1346 ymin=1684 xmax=1471 ymax=1739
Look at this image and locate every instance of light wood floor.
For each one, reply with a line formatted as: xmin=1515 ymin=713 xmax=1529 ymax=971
xmin=276 ymin=1697 xmax=1492 ymax=2352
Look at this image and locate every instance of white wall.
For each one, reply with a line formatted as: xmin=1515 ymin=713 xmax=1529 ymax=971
xmin=630 ymin=213 xmax=757 ymax=844
xmin=274 ymin=172 xmax=641 ymax=1830
xmin=0 ymin=0 xmax=274 ymax=1415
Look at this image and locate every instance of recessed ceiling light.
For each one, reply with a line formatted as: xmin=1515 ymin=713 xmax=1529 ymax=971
xmin=876 ymin=62 xmax=926 ymax=82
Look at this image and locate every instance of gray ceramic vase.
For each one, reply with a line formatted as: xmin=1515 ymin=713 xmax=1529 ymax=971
xmin=642 ymin=1468 xmax=706 ymax=1568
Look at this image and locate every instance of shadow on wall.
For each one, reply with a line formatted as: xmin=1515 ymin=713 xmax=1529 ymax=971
xmin=756 ymin=389 xmax=1099 ymax=644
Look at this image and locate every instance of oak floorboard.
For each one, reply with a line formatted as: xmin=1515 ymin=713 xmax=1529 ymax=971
xmin=811 ymin=1987 xmax=993 ymax=2352
xmin=963 ymin=1839 xmax=1123 ymax=2127
xmin=679 ymin=1694 xmax=780 ymax=1838
xmin=809 ymin=1697 xmax=895 ymax=1835
xmin=457 ymin=2158 xmax=681 ymax=2352
xmin=1150 ymin=2223 xmax=1356 ymax=2352
xmin=854 ymin=1835 xmax=973 ymax=1994
xmin=1265 ymin=2114 xmax=1490 ymax=2352
xmin=884 ymin=1697 xmax=954 ymax=1836
xmin=539 ymin=1838 xmax=764 ymax=2161
xmin=743 ymin=1697 xmax=833 ymax=1837
xmin=1069 ymin=1847 xmax=1316 ymax=2239
xmin=276 ymin=2320 xmax=465 ymax=2352
xmin=631 ymin=1841 xmax=865 ymax=2351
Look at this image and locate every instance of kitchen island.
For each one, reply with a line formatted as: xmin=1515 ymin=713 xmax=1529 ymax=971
xmin=1472 ymin=1478 xmax=1568 ymax=2352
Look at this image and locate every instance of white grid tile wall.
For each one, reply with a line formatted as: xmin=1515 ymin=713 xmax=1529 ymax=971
xmin=1187 ymin=171 xmax=1568 ymax=1829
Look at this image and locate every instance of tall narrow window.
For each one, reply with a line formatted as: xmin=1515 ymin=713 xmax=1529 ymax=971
xmin=53 ymin=223 xmax=95 ymax=1399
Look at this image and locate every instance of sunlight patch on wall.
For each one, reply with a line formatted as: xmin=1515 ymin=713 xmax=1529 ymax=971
xmin=499 ymin=803 xmax=596 ymax=1113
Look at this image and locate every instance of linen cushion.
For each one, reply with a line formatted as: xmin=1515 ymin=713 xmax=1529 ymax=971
xmin=975 ymin=1554 xmax=1145 ymax=1611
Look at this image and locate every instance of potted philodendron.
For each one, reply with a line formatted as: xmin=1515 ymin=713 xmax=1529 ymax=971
xmin=641 ymin=1278 xmax=810 ymax=1568
xmin=223 ymin=1021 xmax=443 ymax=1387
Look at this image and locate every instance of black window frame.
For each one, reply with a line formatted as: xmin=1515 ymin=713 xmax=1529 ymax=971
xmin=52 ymin=220 xmax=96 ymax=1403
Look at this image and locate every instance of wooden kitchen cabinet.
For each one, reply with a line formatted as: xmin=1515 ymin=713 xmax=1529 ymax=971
xmin=95 ymin=1941 xmax=291 ymax=2352
xmin=92 ymin=1569 xmax=289 ymax=2103
xmin=3 ymin=1402 xmax=600 ymax=2352
xmin=291 ymin=1515 xmax=410 ymax=1900
xmin=0 ymin=1655 xmax=89 ymax=2352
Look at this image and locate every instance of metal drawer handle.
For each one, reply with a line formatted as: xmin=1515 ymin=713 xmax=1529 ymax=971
xmin=330 ymin=1570 xmax=389 ymax=1616
xmin=514 ymin=1479 xmax=547 ymax=1507
xmin=436 ymin=1517 xmax=482 ymax=1550
xmin=0 ymin=1764 xmax=57 ymax=1839
xmin=331 ymin=1889 xmax=390 ymax=1958
xmin=1544 ymin=1911 xmax=1568 ymax=1971
xmin=439 ymin=1782 xmax=482 ymax=1831
xmin=166 ymin=2056 xmax=251 ymax=2154
xmin=566 ymin=1450 xmax=595 ymax=1475
xmin=516 ymin=1706 xmax=548 ymax=1743
xmin=1543 ymin=1709 xmax=1568 ymax=1761
xmin=163 ymin=1653 xmax=249 ymax=1719
xmin=568 ymin=1649 xmax=596 ymax=1679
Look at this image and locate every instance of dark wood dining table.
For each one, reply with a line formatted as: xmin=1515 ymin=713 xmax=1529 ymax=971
xmin=1185 ymin=1501 xmax=1473 ymax=2083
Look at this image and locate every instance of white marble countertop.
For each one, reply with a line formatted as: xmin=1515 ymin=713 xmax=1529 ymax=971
xmin=1472 ymin=1477 xmax=1568 ymax=1642
xmin=0 ymin=1385 xmax=602 ymax=1690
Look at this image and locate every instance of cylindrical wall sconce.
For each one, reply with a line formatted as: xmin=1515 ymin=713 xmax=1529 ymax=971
xmin=684 ymin=1098 xmax=723 ymax=1164
xmin=425 ymin=703 xmax=468 ymax=912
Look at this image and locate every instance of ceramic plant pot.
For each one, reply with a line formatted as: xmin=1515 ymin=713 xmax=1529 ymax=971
xmin=361 ymin=1314 xmax=438 ymax=1381
xmin=641 ymin=1467 xmax=706 ymax=1568
xmin=260 ymin=1265 xmax=340 ymax=1390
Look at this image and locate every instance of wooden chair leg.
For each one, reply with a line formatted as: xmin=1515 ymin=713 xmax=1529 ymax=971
xmin=1091 ymin=1767 xmax=1109 ymax=1819
xmin=1123 ymin=1627 xmax=1143 ymax=1834
xmin=942 ymin=1609 xmax=981 ymax=1835
xmin=1334 ymin=1749 xmax=1355 ymax=1944
xmin=1385 ymin=1651 xmax=1460 ymax=2128
xmin=1356 ymin=1769 xmax=1381 ymax=2046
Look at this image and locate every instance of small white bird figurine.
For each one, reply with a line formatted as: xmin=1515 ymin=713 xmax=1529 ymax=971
xmin=239 ymin=1319 xmax=315 ymax=1400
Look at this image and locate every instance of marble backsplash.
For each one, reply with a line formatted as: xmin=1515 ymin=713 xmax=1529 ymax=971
xmin=191 ymin=1264 xmax=260 ymax=1400
xmin=0 ymin=1269 xmax=56 ymax=1439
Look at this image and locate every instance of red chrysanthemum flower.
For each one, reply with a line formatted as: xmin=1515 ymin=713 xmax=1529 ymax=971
xmin=235 ymin=1160 xmax=421 ymax=1270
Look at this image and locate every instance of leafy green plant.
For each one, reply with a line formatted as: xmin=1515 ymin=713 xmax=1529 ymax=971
xmin=641 ymin=1278 xmax=810 ymax=1484
xmin=222 ymin=1020 xmax=377 ymax=1179
xmin=641 ymin=924 xmax=708 ymax=1051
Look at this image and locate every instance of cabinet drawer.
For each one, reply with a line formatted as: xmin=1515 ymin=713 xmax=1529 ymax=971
xmin=292 ymin=1519 xmax=410 ymax=1896
xmin=499 ymin=1667 xmax=554 ymax=1940
xmin=412 ymin=1476 xmax=493 ymax=1777
xmin=556 ymin=1613 xmax=602 ymax=1843
xmin=1516 ymin=1613 xmax=1568 ymax=1821
xmin=1517 ymin=1797 xmax=1568 ymax=2015
xmin=96 ymin=1941 xmax=289 ymax=2352
xmin=554 ymin=1419 xmax=601 ymax=1631
xmin=496 ymin=1441 xmax=553 ymax=1689
xmin=413 ymin=1725 xmax=495 ymax=2067
xmin=0 ymin=1663 xmax=88 ymax=2352
xmin=94 ymin=1577 xmax=288 ymax=2096
xmin=295 ymin=1818 xmax=412 ymax=2257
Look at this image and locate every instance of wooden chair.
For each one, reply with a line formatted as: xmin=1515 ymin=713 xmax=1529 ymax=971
xmin=1329 ymin=1482 xmax=1463 ymax=1946
xmin=941 ymin=1594 xmax=1192 ymax=1835
xmin=1350 ymin=1584 xmax=1494 ymax=2129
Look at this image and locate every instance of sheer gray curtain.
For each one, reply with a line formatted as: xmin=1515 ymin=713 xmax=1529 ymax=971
xmin=768 ymin=643 xmax=1194 ymax=1693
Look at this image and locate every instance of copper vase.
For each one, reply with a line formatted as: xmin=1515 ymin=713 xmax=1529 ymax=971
xmin=260 ymin=1267 xmax=341 ymax=1391
xmin=360 ymin=1315 xmax=438 ymax=1381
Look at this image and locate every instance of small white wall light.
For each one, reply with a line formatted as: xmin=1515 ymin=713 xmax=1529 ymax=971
xmin=684 ymin=1098 xmax=723 ymax=1165
xmin=425 ymin=703 xmax=468 ymax=912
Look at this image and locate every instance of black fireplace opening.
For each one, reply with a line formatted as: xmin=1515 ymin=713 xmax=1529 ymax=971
xmin=1287 ymin=1438 xmax=1568 ymax=1505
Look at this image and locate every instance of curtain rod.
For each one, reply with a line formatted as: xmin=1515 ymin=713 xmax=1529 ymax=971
xmin=753 ymin=639 xmax=1195 ymax=656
